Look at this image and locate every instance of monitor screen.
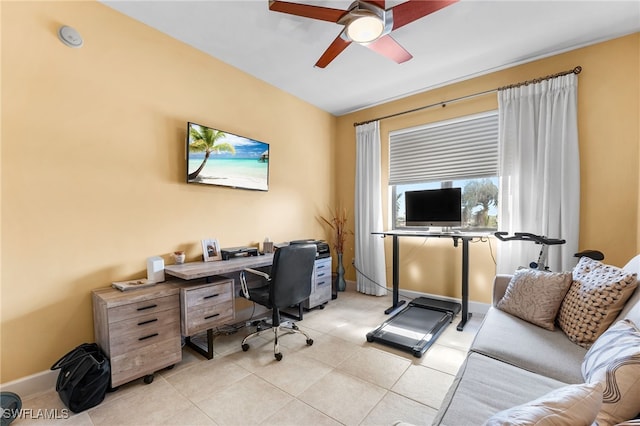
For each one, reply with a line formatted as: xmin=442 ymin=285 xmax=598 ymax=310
xmin=186 ymin=122 xmax=269 ymax=191
xmin=405 ymin=188 xmax=462 ymax=227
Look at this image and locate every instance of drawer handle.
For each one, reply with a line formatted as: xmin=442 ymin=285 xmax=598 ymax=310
xmin=137 ymin=304 xmax=157 ymax=311
xmin=137 ymin=318 xmax=158 ymax=326
xmin=204 ymin=313 xmax=220 ymax=320
xmin=203 ymin=294 xmax=220 ymax=300
xmin=138 ymin=333 xmax=159 ymax=341
xmin=317 ymin=273 xmax=326 ymax=277
xmin=317 ymin=265 xmax=326 ymax=269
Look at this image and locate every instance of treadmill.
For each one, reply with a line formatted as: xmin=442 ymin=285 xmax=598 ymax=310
xmin=366 ymin=297 xmax=461 ymax=358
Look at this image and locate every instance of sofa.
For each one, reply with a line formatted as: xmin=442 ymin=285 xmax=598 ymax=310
xmin=432 ymin=255 xmax=640 ymax=426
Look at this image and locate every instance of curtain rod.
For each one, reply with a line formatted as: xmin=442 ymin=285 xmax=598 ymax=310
xmin=353 ymin=66 xmax=582 ymax=127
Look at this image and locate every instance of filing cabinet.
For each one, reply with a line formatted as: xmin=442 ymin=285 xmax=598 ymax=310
xmin=92 ymin=284 xmax=182 ymax=387
xmin=303 ymin=256 xmax=332 ymax=309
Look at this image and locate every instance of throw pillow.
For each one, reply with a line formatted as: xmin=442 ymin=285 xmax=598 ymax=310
xmin=557 ymin=257 xmax=637 ymax=348
xmin=582 ymin=319 xmax=640 ymax=426
xmin=483 ymin=382 xmax=603 ymax=426
xmin=496 ymin=269 xmax=573 ymax=331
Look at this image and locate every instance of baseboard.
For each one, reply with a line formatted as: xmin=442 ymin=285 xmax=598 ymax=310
xmin=394 ymin=288 xmax=491 ymax=315
xmin=0 ymin=369 xmax=58 ymax=400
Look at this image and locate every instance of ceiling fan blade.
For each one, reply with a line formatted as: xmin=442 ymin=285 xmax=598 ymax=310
xmin=364 ymin=0 xmax=386 ymax=9
xmin=366 ymin=34 xmax=412 ymax=64
xmin=315 ymin=33 xmax=352 ymax=68
xmin=269 ymin=0 xmax=346 ymax=23
xmin=391 ymin=0 xmax=458 ymax=30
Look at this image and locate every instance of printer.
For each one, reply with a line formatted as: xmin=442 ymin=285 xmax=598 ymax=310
xmin=220 ymin=246 xmax=259 ymax=260
xmin=290 ymin=239 xmax=331 ymax=259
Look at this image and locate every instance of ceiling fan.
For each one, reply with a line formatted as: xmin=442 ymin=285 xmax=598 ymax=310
xmin=268 ymin=0 xmax=458 ymax=68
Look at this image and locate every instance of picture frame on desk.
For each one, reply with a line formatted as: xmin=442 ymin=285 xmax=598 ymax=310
xmin=201 ymin=238 xmax=221 ymax=262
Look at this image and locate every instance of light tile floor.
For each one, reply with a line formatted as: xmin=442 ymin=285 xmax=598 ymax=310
xmin=17 ymin=287 xmax=484 ymax=426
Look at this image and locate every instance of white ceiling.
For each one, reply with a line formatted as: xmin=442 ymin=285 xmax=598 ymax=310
xmin=102 ymin=0 xmax=640 ymax=116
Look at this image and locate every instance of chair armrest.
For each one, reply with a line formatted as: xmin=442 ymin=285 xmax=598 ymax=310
xmin=244 ymin=268 xmax=271 ymax=280
xmin=240 ymin=268 xmax=271 ymax=299
xmin=492 ymin=274 xmax=513 ymax=306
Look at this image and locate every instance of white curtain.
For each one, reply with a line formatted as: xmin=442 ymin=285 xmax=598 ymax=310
xmin=497 ymin=73 xmax=580 ymax=274
xmin=355 ymin=121 xmax=387 ymax=295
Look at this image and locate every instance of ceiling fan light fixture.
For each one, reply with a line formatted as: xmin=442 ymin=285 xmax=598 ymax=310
xmin=346 ymin=13 xmax=384 ymax=43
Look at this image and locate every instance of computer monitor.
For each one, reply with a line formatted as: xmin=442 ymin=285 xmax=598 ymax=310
xmin=405 ymin=188 xmax=462 ymax=227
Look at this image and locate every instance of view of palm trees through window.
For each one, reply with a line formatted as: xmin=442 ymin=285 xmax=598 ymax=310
xmin=393 ymin=177 xmax=499 ymax=230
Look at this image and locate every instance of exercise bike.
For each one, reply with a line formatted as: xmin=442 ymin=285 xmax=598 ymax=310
xmin=494 ymin=232 xmax=604 ymax=271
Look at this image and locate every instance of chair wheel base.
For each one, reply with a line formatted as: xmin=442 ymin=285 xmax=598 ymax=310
xmin=275 ymin=353 xmax=283 ymax=361
xmin=306 ymin=339 xmax=314 ymax=346
xmin=242 ymin=343 xmax=250 ymax=352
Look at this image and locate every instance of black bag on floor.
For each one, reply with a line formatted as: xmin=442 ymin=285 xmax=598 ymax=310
xmin=50 ymin=343 xmax=111 ymax=413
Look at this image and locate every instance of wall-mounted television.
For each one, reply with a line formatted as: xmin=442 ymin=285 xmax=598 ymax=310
xmin=405 ymin=187 xmax=462 ymax=227
xmin=186 ymin=122 xmax=269 ymax=191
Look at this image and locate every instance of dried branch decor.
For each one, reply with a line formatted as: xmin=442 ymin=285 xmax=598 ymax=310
xmin=320 ymin=206 xmax=353 ymax=254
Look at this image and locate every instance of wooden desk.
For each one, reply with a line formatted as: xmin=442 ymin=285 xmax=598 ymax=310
xmin=93 ymin=254 xmax=276 ymax=386
xmin=164 ymin=253 xmax=274 ymax=280
xmin=164 ymin=254 xmax=274 ymax=359
xmin=373 ymin=231 xmax=489 ymax=331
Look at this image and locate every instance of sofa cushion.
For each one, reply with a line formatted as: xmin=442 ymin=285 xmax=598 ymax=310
xmin=496 ymin=269 xmax=572 ymax=331
xmin=614 ymin=253 xmax=639 ymax=323
xmin=557 ymin=257 xmax=637 ymax=348
xmin=616 ymin=286 xmax=640 ymax=325
xmin=483 ymin=382 xmax=603 ymax=426
xmin=434 ymin=352 xmax=568 ymax=426
xmin=471 ymin=307 xmax=586 ymax=383
xmin=582 ymin=319 xmax=640 ymax=426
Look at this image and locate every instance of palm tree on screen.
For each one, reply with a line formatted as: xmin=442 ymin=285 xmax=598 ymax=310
xmin=188 ymin=126 xmax=236 ymax=181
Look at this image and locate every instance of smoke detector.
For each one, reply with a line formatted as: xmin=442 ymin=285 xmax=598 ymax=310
xmin=58 ymin=26 xmax=83 ymax=48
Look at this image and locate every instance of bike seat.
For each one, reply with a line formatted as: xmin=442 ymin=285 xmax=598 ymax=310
xmin=574 ymin=250 xmax=604 ymax=261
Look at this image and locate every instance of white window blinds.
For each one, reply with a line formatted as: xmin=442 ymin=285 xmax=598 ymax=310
xmin=389 ymin=111 xmax=499 ymax=185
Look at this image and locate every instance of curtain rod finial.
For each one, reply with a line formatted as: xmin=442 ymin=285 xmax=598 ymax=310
xmin=573 ymin=66 xmax=582 ymax=74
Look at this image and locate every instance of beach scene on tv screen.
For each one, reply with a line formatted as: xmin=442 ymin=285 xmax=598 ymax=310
xmin=187 ymin=123 xmax=269 ymax=191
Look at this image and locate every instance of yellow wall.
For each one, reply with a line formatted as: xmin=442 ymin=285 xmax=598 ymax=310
xmin=335 ymin=33 xmax=639 ymax=303
xmin=1 ymin=1 xmax=335 ymax=383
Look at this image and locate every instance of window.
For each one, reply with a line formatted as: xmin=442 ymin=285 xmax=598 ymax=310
xmin=389 ymin=112 xmax=499 ymax=231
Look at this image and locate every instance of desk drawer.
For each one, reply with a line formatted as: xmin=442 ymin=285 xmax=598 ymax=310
xmin=109 ymin=307 xmax=181 ymax=357
xmin=308 ymin=276 xmax=332 ymax=307
xmin=110 ymin=336 xmax=181 ymax=387
xmin=108 ymin=295 xmax=178 ymax=323
xmin=314 ymin=258 xmax=331 ymax=279
xmin=182 ymin=303 xmax=234 ymax=336
xmin=183 ymin=281 xmax=233 ymax=308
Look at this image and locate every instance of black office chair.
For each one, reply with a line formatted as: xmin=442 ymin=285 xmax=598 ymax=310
xmin=239 ymin=243 xmax=316 ymax=361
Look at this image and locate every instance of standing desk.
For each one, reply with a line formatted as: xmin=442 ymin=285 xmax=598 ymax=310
xmin=373 ymin=231 xmax=488 ymax=331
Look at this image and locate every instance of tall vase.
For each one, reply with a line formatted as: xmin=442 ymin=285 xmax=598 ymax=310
xmin=335 ymin=252 xmax=346 ymax=292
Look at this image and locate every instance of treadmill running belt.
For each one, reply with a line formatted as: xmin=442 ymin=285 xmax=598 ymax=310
xmin=367 ymin=298 xmax=460 ymax=357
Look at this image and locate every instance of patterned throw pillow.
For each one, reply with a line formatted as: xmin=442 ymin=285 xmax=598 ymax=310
xmin=497 ymin=269 xmax=573 ymax=331
xmin=557 ymin=257 xmax=637 ymax=348
xmin=483 ymin=382 xmax=603 ymax=426
xmin=582 ymin=319 xmax=640 ymax=426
